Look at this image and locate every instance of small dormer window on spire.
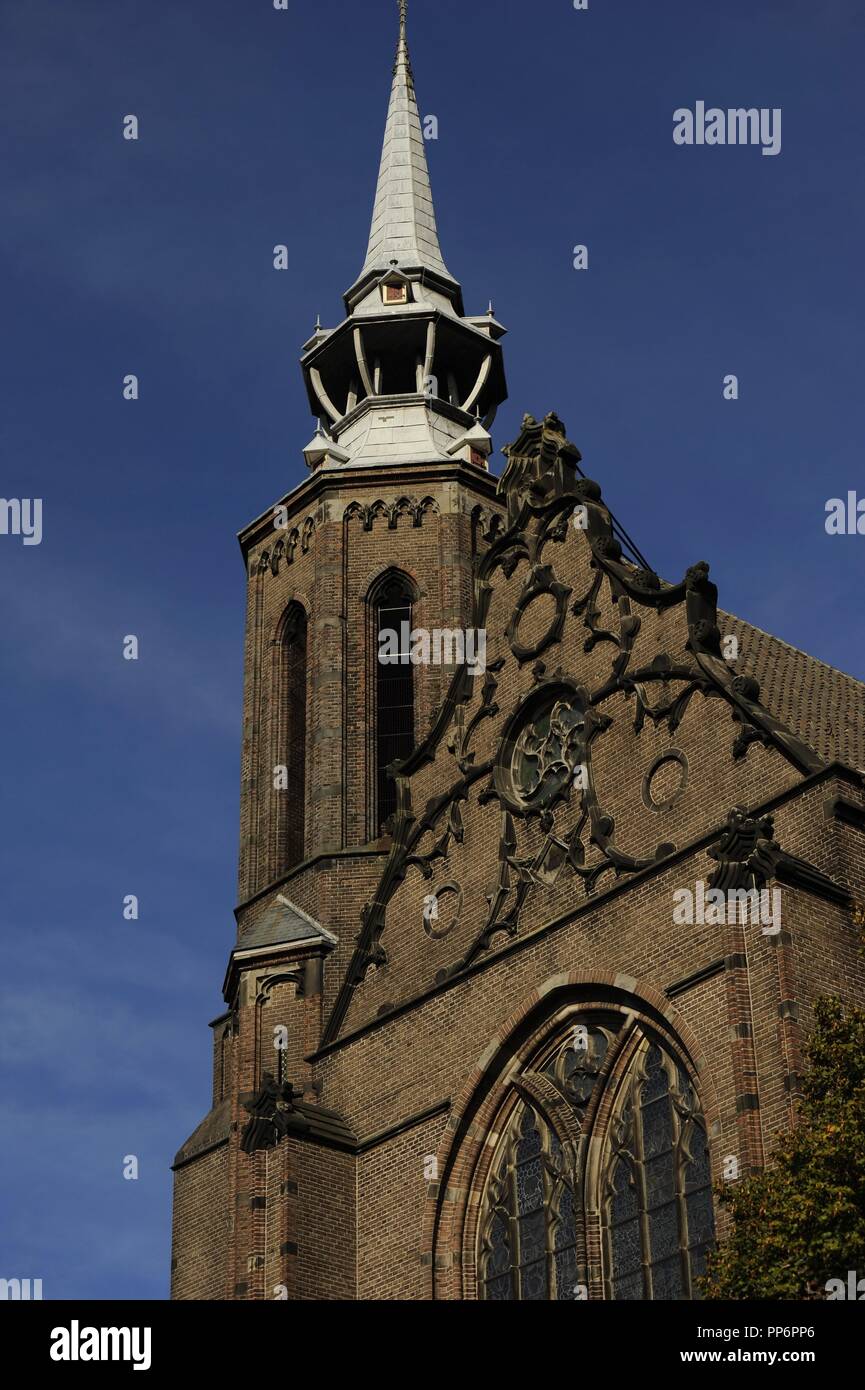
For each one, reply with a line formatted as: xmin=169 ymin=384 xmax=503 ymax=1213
xmin=380 ymin=266 xmax=411 ymax=306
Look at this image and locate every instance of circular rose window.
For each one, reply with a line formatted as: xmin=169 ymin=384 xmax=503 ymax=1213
xmin=496 ymin=684 xmax=587 ymax=814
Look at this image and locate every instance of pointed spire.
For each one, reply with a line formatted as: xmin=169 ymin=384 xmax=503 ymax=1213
xmin=349 ymin=0 xmax=457 ymax=300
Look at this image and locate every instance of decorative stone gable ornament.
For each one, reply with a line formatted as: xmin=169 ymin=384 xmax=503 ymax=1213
xmin=322 ymin=405 xmax=837 ymax=1045
xmin=706 ymin=806 xmax=783 ymax=893
xmin=240 ymin=1073 xmax=309 ymax=1155
xmin=707 ymin=805 xmax=851 ymax=906
xmin=498 ymin=413 xmax=582 ymax=523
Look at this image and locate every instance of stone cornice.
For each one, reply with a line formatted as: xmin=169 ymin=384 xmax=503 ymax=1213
xmin=222 ymin=936 xmax=333 ymax=1003
xmin=238 ymin=457 xmax=504 ymax=559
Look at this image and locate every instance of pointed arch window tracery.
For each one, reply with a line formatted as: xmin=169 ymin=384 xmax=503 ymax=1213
xmin=603 ymin=1037 xmax=714 ymax=1300
xmin=475 ymin=1014 xmax=715 ymax=1301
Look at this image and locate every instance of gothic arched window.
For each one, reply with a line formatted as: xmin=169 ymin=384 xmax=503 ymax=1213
xmin=478 ymin=1101 xmax=579 ymax=1301
xmin=475 ymin=1016 xmax=715 ymax=1301
xmin=371 ymin=573 xmax=415 ymax=833
xmin=601 ymin=1038 xmax=714 ymax=1300
xmin=275 ymin=603 xmax=307 ymax=872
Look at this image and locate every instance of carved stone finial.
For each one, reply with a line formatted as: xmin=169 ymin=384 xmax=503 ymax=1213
xmin=239 ymin=1073 xmax=308 ymax=1154
xmin=707 ymin=805 xmax=848 ymax=908
xmin=543 ymin=411 xmax=567 ymax=435
xmin=731 ymin=673 xmax=761 ymax=703
xmin=707 ymin=806 xmax=780 ymax=893
xmin=686 ymin=560 xmax=710 ymax=585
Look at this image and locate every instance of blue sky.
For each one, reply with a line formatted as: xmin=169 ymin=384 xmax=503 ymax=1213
xmin=1 ymin=0 xmax=863 ymax=1300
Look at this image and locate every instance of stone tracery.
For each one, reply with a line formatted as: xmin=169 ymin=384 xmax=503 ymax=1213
xmin=324 ymin=411 xmax=828 ymax=1041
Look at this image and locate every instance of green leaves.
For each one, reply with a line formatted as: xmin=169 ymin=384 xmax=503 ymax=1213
xmin=703 ymin=997 xmax=865 ymax=1300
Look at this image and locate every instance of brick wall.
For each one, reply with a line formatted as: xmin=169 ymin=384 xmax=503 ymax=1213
xmin=171 ymin=438 xmax=865 ymax=1300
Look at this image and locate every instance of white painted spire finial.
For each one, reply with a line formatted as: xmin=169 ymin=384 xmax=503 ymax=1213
xmin=396 ymin=0 xmax=412 ymax=79
xmin=349 ymin=0 xmax=456 ymax=296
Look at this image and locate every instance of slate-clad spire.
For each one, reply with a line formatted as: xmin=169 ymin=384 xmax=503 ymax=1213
xmin=302 ymin=1 xmax=507 ymax=465
xmin=350 ymin=1 xmax=457 ymax=299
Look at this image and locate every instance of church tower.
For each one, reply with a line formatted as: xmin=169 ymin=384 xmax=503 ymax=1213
xmin=172 ymin=3 xmax=865 ymax=1302
xmin=171 ymin=2 xmax=510 ymax=1300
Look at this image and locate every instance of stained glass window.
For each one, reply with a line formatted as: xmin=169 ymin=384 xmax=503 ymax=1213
xmin=477 ymin=1101 xmax=578 ymax=1301
xmin=477 ymin=1021 xmax=612 ymax=1301
xmin=601 ymin=1040 xmax=715 ymax=1300
xmin=476 ymin=1018 xmax=715 ymax=1301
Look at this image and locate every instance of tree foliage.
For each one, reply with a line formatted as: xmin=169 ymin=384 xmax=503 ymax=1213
xmin=702 ymin=996 xmax=865 ymax=1299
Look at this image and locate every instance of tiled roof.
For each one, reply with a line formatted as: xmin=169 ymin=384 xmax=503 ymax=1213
xmin=237 ymin=896 xmax=338 ymax=953
xmin=721 ymin=610 xmax=865 ymax=771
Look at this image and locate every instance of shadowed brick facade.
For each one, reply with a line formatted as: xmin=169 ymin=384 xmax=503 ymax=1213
xmin=171 ymin=6 xmax=865 ymax=1301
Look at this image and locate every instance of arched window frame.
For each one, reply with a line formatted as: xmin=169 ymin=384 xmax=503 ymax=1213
xmin=595 ymin=1030 xmax=715 ymax=1301
xmin=366 ymin=570 xmax=418 ymax=839
xmin=468 ymin=1009 xmax=716 ymax=1302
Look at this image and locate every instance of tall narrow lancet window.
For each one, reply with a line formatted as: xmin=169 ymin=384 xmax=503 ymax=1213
xmin=372 ymin=573 xmax=415 ymax=833
xmin=477 ymin=1020 xmax=610 ymax=1302
xmin=478 ymin=1100 xmax=579 ymax=1301
xmin=274 ymin=604 xmax=307 ymax=872
xmin=601 ymin=1039 xmax=714 ymax=1300
xmin=475 ymin=1018 xmax=715 ymax=1301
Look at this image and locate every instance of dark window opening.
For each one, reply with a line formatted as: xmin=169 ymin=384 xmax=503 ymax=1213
xmin=279 ymin=605 xmax=307 ymax=870
xmin=375 ymin=577 xmax=415 ymax=832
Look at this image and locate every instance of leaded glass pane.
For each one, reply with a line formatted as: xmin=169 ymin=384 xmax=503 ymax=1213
xmin=677 ymin=1069 xmax=695 ymax=1109
xmin=487 ymin=1213 xmax=510 ymax=1276
xmin=684 ymin=1130 xmax=711 ymax=1191
xmin=516 ymin=1117 xmax=542 ymax=1163
xmin=485 ymin=1274 xmax=512 ymax=1302
xmin=686 ymin=1187 xmax=715 ymax=1248
xmin=520 ymin=1258 xmax=547 ymax=1301
xmin=645 ymin=1152 xmax=676 ymax=1206
xmin=516 ymin=1154 xmax=543 ymax=1214
xmin=610 ymin=1157 xmax=638 ymax=1223
xmin=652 ymin=1256 xmax=685 ymax=1301
xmin=648 ymin=1199 xmax=680 ymax=1262
xmin=555 ymin=1243 xmax=578 ymax=1299
xmin=642 ymin=1095 xmax=673 ymax=1159
xmin=518 ymin=1208 xmax=546 ymax=1265
xmin=603 ymin=1034 xmax=716 ymax=1302
xmin=614 ymin=1271 xmax=645 ymax=1301
xmin=611 ymin=1216 xmax=642 ymax=1279
xmin=642 ymin=1045 xmax=668 ymax=1102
